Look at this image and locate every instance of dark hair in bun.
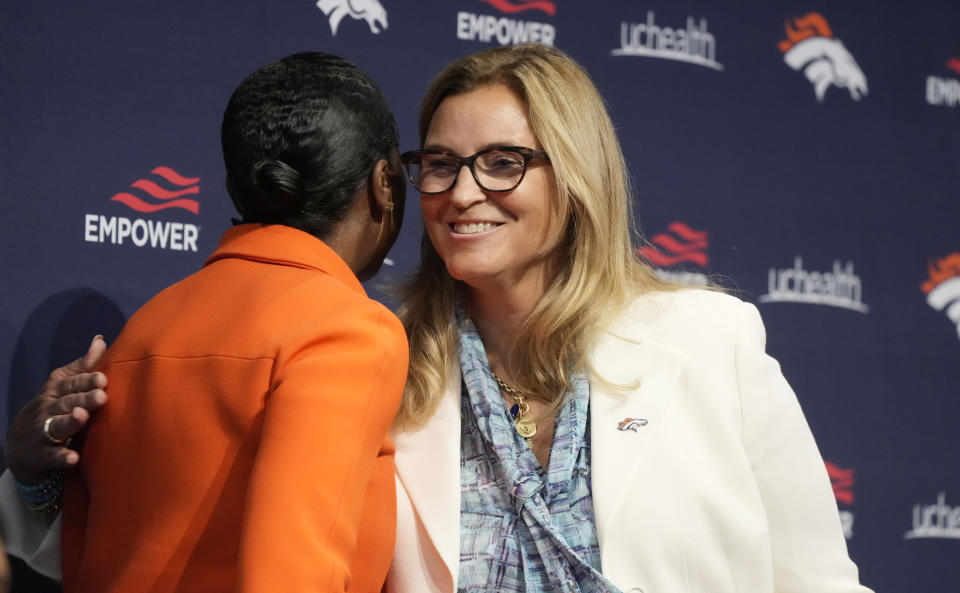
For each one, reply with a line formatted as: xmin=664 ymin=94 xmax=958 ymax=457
xmin=221 ymin=52 xmax=399 ymax=239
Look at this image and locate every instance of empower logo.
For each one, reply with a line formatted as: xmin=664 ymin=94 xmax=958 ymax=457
xmin=457 ymin=0 xmax=556 ymax=46
xmin=921 ymin=252 xmax=960 ymax=339
xmin=110 ymin=166 xmax=199 ymax=214
xmin=778 ymin=12 xmax=867 ymax=102
xmin=316 ymin=0 xmax=387 ymax=36
xmin=826 ymin=461 xmax=855 ymax=539
xmin=638 ymin=221 xmax=709 ymax=286
xmin=84 ymin=166 xmax=200 ymax=252
xmin=926 ymin=54 xmax=960 ymax=108
xmin=480 ymin=0 xmax=555 ymax=15
xmin=827 ymin=462 xmax=854 ymax=505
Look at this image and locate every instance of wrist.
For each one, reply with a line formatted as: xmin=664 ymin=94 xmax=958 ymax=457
xmin=13 ymin=469 xmax=63 ymax=515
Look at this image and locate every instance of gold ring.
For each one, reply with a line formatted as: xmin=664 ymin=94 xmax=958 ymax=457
xmin=42 ymin=416 xmax=68 ymax=445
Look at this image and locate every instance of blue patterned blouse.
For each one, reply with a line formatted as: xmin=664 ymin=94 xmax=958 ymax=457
xmin=456 ymin=317 xmax=622 ymax=593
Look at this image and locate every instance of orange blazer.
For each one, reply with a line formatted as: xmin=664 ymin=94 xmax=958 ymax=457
xmin=62 ymin=224 xmax=408 ymax=593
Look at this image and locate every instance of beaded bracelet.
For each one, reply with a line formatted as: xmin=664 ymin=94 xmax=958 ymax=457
xmin=13 ymin=470 xmax=63 ymax=514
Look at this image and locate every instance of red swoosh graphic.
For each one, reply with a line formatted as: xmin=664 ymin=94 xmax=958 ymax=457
xmin=480 ymin=0 xmax=556 ymax=16
xmin=638 ymin=221 xmax=710 ymax=268
xmin=151 ymin=166 xmax=200 ymax=186
xmin=667 ymin=221 xmax=708 ymax=242
xmin=111 ymin=193 xmax=200 ymax=214
xmin=652 ymin=234 xmax=708 ymax=254
xmin=948 ymin=58 xmax=960 ymax=76
xmin=826 ymin=462 xmax=854 ymax=505
xmin=131 ymin=179 xmax=200 ymax=200
xmin=638 ymin=247 xmax=708 ymax=268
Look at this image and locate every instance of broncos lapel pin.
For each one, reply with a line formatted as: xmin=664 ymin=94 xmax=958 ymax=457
xmin=617 ymin=417 xmax=648 ymax=432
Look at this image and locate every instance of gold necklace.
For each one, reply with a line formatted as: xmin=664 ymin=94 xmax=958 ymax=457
xmin=492 ymin=371 xmax=537 ymax=443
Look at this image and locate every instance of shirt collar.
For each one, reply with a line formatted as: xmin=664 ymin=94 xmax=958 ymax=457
xmin=204 ymin=223 xmax=365 ymax=296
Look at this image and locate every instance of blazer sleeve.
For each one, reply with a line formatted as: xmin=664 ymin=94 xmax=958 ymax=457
xmin=734 ymin=302 xmax=873 ymax=593
xmin=0 ymin=470 xmax=62 ymax=581
xmin=236 ymin=297 xmax=408 ymax=593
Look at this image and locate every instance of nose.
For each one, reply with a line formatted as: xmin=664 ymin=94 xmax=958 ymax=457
xmin=447 ymin=164 xmax=486 ymax=209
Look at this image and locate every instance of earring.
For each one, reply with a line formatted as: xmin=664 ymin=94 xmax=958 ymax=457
xmin=375 ymin=201 xmax=394 ymax=248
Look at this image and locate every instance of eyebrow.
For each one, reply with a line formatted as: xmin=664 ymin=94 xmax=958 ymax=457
xmin=420 ymin=141 xmax=539 ymax=153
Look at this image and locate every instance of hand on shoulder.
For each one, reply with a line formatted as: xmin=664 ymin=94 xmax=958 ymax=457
xmin=4 ymin=336 xmax=109 ymax=483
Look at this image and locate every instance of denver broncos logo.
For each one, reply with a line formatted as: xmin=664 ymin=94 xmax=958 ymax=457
xmin=778 ymin=12 xmax=867 ymax=102
xmin=922 ymin=253 xmax=960 ymax=340
xmin=316 ymin=0 xmax=387 ymax=36
xmin=617 ymin=417 xmax=648 ymax=432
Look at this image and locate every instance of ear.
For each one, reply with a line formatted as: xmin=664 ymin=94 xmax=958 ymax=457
xmin=368 ymin=158 xmax=396 ymax=218
xmin=368 ymin=151 xmax=406 ymax=224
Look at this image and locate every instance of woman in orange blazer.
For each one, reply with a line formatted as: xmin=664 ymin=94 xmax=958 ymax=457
xmin=34 ymin=52 xmax=407 ymax=593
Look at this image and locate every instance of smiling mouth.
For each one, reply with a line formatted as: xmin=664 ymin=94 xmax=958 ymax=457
xmin=450 ymin=222 xmax=502 ymax=234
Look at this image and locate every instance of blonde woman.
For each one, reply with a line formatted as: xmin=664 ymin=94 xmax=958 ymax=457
xmin=388 ymin=44 xmax=871 ymax=592
xmin=3 ymin=45 xmax=870 ymax=593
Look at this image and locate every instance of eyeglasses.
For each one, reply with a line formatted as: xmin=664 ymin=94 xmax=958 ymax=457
xmin=400 ymin=146 xmax=549 ymax=194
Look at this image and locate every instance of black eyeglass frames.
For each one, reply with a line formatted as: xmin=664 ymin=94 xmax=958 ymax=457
xmin=400 ymin=146 xmax=549 ymax=194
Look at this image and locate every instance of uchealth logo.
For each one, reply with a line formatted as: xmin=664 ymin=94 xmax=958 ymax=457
xmin=759 ymin=256 xmax=869 ymax=314
xmin=921 ymin=252 xmax=960 ymax=339
xmin=826 ymin=461 xmax=855 ymax=539
xmin=638 ymin=221 xmax=709 ymax=286
xmin=316 ymin=0 xmax=387 ymax=36
xmin=456 ymin=0 xmax=556 ymax=46
xmin=612 ymin=11 xmax=723 ymax=72
xmin=926 ymin=54 xmax=960 ymax=108
xmin=84 ymin=166 xmax=200 ymax=252
xmin=778 ymin=12 xmax=867 ymax=102
xmin=904 ymin=492 xmax=960 ymax=540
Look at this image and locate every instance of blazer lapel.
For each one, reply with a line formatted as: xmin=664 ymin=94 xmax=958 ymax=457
xmin=589 ymin=325 xmax=683 ymax=545
xmin=392 ymin=364 xmax=462 ymax=585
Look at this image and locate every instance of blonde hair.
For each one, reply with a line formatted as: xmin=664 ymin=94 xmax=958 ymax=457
xmin=395 ymin=43 xmax=673 ymax=428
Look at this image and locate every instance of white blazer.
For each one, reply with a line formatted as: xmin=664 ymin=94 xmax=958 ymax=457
xmin=387 ymin=290 xmax=872 ymax=593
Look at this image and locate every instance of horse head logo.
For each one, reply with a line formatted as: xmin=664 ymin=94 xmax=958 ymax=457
xmin=617 ymin=417 xmax=648 ymax=432
xmin=922 ymin=253 xmax=960 ymax=340
xmin=779 ymin=13 xmax=868 ymax=102
xmin=316 ymin=0 xmax=388 ymax=36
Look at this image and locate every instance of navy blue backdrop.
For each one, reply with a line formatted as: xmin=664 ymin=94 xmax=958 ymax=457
xmin=2 ymin=1 xmax=958 ymax=591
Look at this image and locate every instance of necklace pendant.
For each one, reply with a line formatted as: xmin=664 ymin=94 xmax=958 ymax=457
xmin=515 ymin=417 xmax=537 ymax=438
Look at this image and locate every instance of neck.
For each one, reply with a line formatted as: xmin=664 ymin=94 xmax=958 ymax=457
xmin=322 ymin=222 xmax=370 ymax=280
xmin=466 ymin=271 xmax=550 ymax=370
xmin=323 ymin=195 xmax=383 ymax=281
